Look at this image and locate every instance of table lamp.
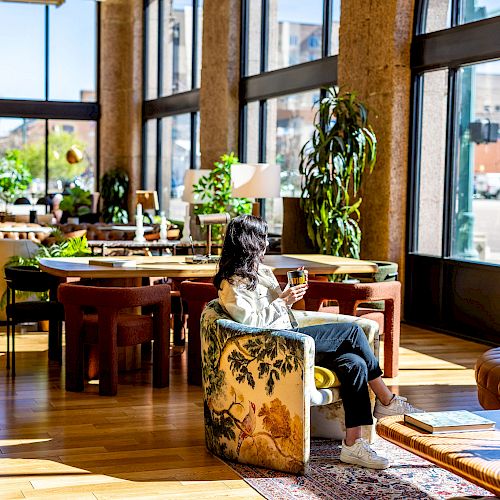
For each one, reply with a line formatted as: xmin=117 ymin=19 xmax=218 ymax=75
xmin=195 ymin=212 xmax=231 ymax=261
xmin=180 ymin=169 xmax=211 ymax=244
xmin=230 ymin=163 xmax=281 ymax=218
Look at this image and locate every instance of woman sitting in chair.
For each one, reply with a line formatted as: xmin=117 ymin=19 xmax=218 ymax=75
xmin=214 ymin=214 xmax=421 ymax=470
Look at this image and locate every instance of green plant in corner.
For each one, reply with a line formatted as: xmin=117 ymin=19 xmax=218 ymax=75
xmin=299 ymin=88 xmax=377 ymax=259
xmin=0 ymin=149 xmax=32 ymax=211
xmin=59 ymin=186 xmax=92 ymax=218
xmin=192 ymin=152 xmax=252 ymax=240
xmin=100 ymin=168 xmax=129 ymax=223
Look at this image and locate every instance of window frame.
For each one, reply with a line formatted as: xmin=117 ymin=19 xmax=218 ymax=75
xmin=0 ymin=4 xmax=100 ymax=194
xmin=142 ymin=0 xmax=201 ymax=212
xmin=239 ymin=0 xmax=339 ymax=223
xmin=406 ymin=0 xmax=500 ymax=345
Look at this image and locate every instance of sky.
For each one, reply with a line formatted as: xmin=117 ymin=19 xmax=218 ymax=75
xmin=0 ymin=0 xmax=96 ymax=103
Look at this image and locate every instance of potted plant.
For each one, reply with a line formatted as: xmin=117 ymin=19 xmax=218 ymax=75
xmin=0 ymin=150 xmax=32 ymax=213
xmin=100 ymin=168 xmax=129 ymax=224
xmin=59 ymin=186 xmax=92 ymax=224
xmin=192 ymin=152 xmax=252 ymax=240
xmin=299 ymin=88 xmax=377 ymax=259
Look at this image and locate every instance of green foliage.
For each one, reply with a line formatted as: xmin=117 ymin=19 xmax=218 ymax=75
xmin=192 ymin=153 xmax=252 ymax=240
xmin=18 ymin=131 xmax=90 ymax=183
xmin=59 ymin=186 xmax=92 ymax=217
xmin=0 ymin=150 xmax=32 ymax=205
xmin=299 ymin=88 xmax=377 ymax=259
xmin=100 ymin=168 xmax=129 ymax=223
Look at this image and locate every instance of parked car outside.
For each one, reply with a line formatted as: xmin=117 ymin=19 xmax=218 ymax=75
xmin=475 ymin=173 xmax=500 ymax=199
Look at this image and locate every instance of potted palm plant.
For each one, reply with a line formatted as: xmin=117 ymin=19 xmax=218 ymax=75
xmin=299 ymin=88 xmax=377 ymax=259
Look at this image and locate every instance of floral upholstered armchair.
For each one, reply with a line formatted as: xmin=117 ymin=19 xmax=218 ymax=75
xmin=201 ymin=299 xmax=380 ymax=474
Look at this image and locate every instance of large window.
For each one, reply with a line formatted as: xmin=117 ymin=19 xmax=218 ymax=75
xmin=143 ymin=0 xmax=202 ymax=220
xmin=0 ymin=1 xmax=98 ymax=198
xmin=241 ymin=0 xmax=339 ymax=234
xmin=407 ymin=0 xmax=500 ymax=344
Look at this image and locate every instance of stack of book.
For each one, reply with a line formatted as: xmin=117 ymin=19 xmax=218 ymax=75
xmin=404 ymin=410 xmax=496 ymax=434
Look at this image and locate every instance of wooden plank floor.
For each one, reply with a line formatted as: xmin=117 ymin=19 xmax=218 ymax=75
xmin=0 ymin=323 xmax=491 ymax=499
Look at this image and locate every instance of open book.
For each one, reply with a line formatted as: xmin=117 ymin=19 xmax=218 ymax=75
xmin=88 ymin=259 xmax=137 ymax=268
xmin=404 ymin=410 xmax=496 ymax=433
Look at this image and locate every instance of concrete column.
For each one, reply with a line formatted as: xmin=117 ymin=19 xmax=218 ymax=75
xmin=99 ymin=0 xmax=143 ymax=215
xmin=338 ymin=0 xmax=415 ymax=277
xmin=200 ymin=0 xmax=241 ymax=168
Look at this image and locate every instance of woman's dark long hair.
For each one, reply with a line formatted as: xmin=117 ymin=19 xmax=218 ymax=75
xmin=213 ymin=214 xmax=268 ymax=291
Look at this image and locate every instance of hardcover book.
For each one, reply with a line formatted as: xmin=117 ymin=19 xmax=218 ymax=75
xmin=404 ymin=410 xmax=496 ymax=433
xmin=88 ymin=259 xmax=137 ymax=268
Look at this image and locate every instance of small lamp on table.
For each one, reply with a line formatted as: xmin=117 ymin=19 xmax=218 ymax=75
xmin=230 ymin=163 xmax=281 ymax=219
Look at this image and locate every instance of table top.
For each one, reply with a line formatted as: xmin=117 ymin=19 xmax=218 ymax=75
xmin=39 ymin=254 xmax=378 ymax=279
xmin=87 ymin=240 xmax=179 ymax=248
xmin=376 ymin=411 xmax=500 ymax=495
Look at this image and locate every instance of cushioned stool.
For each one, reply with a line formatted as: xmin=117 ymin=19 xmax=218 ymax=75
xmin=475 ymin=347 xmax=500 ymax=410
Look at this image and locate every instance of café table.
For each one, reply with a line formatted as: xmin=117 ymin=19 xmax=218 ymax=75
xmin=40 ymin=254 xmax=378 ymax=383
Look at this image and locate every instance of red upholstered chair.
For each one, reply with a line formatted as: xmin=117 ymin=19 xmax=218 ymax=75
xmin=58 ymin=283 xmax=171 ymax=396
xmin=179 ymin=281 xmax=218 ymax=385
xmin=304 ymin=280 xmax=401 ymax=378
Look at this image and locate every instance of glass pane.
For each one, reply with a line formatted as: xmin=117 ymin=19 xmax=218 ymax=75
xmin=195 ymin=0 xmax=203 ymax=88
xmin=0 ymin=118 xmax=46 ymax=204
xmin=453 ymin=60 xmax=500 ymax=263
xmin=423 ymin=0 xmax=451 ymax=33
xmin=146 ymin=0 xmax=159 ymax=100
xmin=160 ymin=114 xmax=190 ymax=220
xmin=265 ymin=90 xmax=320 ymax=234
xmin=48 ymin=120 xmax=96 ymax=194
xmin=145 ymin=120 xmax=157 ymax=192
xmin=0 ymin=4 xmax=45 ymax=100
xmin=244 ymin=101 xmax=260 ymax=163
xmin=459 ymin=0 xmax=500 ymax=24
xmin=416 ymin=70 xmax=448 ymax=256
xmin=330 ymin=0 xmax=340 ymax=55
xmin=49 ymin=0 xmax=97 ymax=101
xmin=268 ymin=0 xmax=323 ymax=72
xmin=162 ymin=0 xmax=193 ymax=96
xmin=246 ymin=0 xmax=263 ymax=76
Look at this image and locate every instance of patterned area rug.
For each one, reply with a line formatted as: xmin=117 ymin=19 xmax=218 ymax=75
xmin=228 ymin=438 xmax=492 ymax=499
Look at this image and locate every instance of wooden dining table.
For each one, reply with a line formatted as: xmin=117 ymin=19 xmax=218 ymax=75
xmin=39 ymin=254 xmax=378 ymax=279
xmin=40 ymin=254 xmax=378 ymax=384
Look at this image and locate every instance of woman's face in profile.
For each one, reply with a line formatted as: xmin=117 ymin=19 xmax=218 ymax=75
xmin=259 ymin=236 xmax=269 ymax=261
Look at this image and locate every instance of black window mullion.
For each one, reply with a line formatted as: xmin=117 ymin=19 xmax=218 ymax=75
xmin=240 ymin=0 xmax=249 ymax=78
xmin=407 ymin=73 xmax=424 ymax=253
xmin=45 ymin=6 xmax=49 ymax=101
xmin=442 ymin=68 xmax=458 ymax=258
xmin=192 ymin=0 xmax=199 ymax=88
xmin=452 ymin=0 xmax=460 ymax=27
xmin=156 ymin=118 xmax=163 ymax=211
xmin=257 ymin=100 xmax=267 ymax=219
xmin=261 ymin=0 xmax=269 ymax=73
xmin=322 ymin=0 xmax=332 ymax=58
xmin=190 ymin=111 xmax=197 ymax=169
xmin=158 ymin=0 xmax=164 ymax=97
xmin=44 ymin=120 xmax=49 ymax=197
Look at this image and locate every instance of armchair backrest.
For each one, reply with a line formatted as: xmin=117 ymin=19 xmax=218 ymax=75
xmin=5 ymin=265 xmax=60 ymax=294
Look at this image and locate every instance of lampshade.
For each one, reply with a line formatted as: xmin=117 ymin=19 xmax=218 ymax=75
xmin=231 ymin=163 xmax=281 ymax=198
xmin=136 ymin=190 xmax=159 ymax=211
xmin=182 ymin=169 xmax=211 ymax=203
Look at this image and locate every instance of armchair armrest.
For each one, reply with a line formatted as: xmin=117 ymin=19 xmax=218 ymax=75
xmin=293 ymin=310 xmax=380 ymax=359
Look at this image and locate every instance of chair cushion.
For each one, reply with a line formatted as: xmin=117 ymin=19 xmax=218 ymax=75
xmin=314 ymin=366 xmax=340 ymax=389
xmin=82 ymin=313 xmax=154 ymax=346
xmin=475 ymin=347 xmax=500 ymax=410
xmin=7 ymin=301 xmax=64 ymax=322
xmin=320 ymin=305 xmax=385 ymax=335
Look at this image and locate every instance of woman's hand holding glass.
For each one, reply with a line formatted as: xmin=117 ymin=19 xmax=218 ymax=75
xmin=280 ymin=283 xmax=308 ymax=306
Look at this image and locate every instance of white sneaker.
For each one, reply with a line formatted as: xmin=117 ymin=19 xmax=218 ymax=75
xmin=340 ymin=438 xmax=389 ymax=469
xmin=373 ymin=394 xmax=423 ymax=419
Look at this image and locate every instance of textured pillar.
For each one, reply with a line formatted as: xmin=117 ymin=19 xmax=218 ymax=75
xmin=200 ymin=0 xmax=241 ymax=168
xmin=99 ymin=0 xmax=143 ymax=215
xmin=338 ymin=0 xmax=415 ymax=279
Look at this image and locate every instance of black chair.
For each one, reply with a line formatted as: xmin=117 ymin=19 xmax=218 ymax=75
xmin=4 ymin=266 xmax=64 ymax=377
xmin=14 ymin=197 xmax=31 ymax=205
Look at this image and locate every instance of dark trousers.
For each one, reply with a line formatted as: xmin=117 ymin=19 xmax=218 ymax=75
xmin=296 ymin=323 xmax=383 ymax=428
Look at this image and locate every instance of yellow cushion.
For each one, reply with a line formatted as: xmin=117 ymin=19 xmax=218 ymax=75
xmin=314 ymin=366 xmax=340 ymax=389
